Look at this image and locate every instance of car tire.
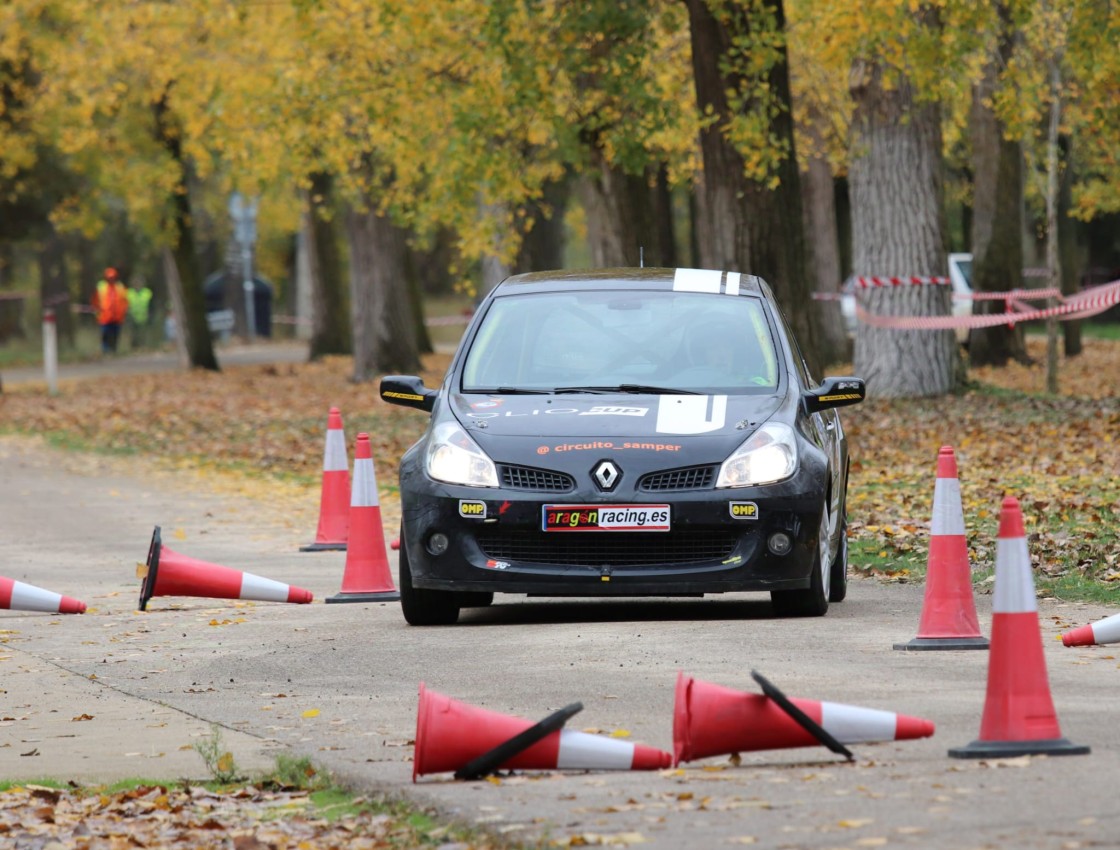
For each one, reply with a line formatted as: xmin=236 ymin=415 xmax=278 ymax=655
xmin=828 ymin=519 xmax=848 ymax=603
xmin=770 ymin=501 xmax=830 ymax=618
xmin=399 ymin=529 xmax=461 ymax=626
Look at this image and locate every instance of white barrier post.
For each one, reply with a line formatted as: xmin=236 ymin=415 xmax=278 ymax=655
xmin=42 ymin=307 xmax=59 ymax=396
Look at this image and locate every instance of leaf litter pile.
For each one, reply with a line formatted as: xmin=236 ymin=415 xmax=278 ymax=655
xmin=1 ymin=337 xmax=1117 ymax=586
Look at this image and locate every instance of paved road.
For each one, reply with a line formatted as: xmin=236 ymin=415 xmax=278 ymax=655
xmin=2 ymin=434 xmax=1118 ymax=848
xmin=1 ymin=340 xmax=312 ymax=387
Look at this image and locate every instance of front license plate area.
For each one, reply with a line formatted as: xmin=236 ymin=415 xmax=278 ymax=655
xmin=542 ymin=504 xmax=671 ymax=532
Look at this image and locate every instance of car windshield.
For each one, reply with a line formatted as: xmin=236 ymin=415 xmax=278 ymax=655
xmin=462 ymin=289 xmax=780 ymax=394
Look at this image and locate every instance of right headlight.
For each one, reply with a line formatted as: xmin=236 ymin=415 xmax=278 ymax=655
xmin=716 ymin=422 xmax=798 ymax=488
xmin=426 ymin=421 xmax=499 ymax=487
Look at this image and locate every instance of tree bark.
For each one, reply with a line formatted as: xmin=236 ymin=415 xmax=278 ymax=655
xmin=849 ymin=59 xmax=956 ymax=397
xmin=154 ymin=93 xmax=217 ymax=371
xmin=307 ymin=171 xmax=351 ymax=360
xmin=968 ymin=22 xmax=1030 ymax=368
xmin=346 ymin=202 xmax=420 ymax=382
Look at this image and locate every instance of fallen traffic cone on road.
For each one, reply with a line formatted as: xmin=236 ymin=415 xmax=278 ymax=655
xmin=326 ymin=433 xmax=400 ymax=603
xmin=300 ymin=407 xmax=350 ymax=552
xmin=139 ymin=526 xmax=313 ymax=611
xmin=673 ymin=671 xmax=934 ymax=765
xmin=949 ymin=497 xmax=1089 ymax=758
xmin=895 ymin=446 xmax=988 ymax=651
xmin=413 ymin=683 xmax=672 ymax=781
xmin=0 ymin=575 xmax=86 ymax=614
xmin=1062 ymin=611 xmax=1120 ymax=647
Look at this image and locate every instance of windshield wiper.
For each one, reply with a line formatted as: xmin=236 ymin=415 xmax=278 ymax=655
xmin=553 ymin=384 xmax=700 ymax=395
xmin=465 ymin=387 xmax=553 ymax=395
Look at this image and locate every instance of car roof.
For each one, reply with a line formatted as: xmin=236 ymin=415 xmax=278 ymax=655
xmin=495 ymin=267 xmax=772 ymax=299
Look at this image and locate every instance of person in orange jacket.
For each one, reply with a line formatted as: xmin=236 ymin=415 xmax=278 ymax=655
xmin=92 ymin=267 xmax=129 ymax=354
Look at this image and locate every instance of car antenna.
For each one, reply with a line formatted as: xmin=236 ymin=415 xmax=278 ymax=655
xmin=639 ymin=246 xmax=644 ymax=268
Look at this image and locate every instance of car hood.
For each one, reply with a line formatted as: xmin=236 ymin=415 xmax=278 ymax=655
xmin=451 ymin=392 xmax=784 ymax=444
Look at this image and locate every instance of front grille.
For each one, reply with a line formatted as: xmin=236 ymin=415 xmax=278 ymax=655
xmin=638 ymin=465 xmax=717 ymax=492
xmin=476 ymin=529 xmax=737 ymax=567
xmin=499 ymin=464 xmax=575 ymax=492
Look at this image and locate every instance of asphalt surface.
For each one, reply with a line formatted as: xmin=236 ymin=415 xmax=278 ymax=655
xmin=3 ymin=429 xmax=1120 ymax=846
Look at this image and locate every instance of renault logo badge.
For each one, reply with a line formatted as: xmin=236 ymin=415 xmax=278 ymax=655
xmin=593 ymin=460 xmax=620 ymax=491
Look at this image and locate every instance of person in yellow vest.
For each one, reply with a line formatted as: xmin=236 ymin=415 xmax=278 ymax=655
xmin=126 ymin=273 xmax=153 ymax=350
xmin=91 ymin=267 xmax=129 ymax=354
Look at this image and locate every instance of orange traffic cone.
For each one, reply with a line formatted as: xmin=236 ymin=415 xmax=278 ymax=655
xmin=1063 ymin=611 xmax=1120 ymax=647
xmin=139 ymin=526 xmax=313 ymax=611
xmin=0 ymin=575 xmax=86 ymax=614
xmin=673 ymin=671 xmax=934 ymax=766
xmin=895 ymin=446 xmax=989 ymax=651
xmin=949 ymin=497 xmax=1089 ymax=758
xmin=413 ymin=683 xmax=672 ymax=781
xmin=326 ymin=433 xmax=400 ymax=603
xmin=300 ymin=407 xmax=350 ymax=552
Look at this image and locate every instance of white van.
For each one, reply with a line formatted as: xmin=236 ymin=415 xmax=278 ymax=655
xmin=840 ymin=253 xmax=973 ymax=340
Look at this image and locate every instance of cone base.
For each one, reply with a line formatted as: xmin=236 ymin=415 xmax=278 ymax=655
xmin=894 ymin=636 xmax=990 ymax=651
xmin=326 ymin=590 xmax=401 ymax=604
xmin=948 ymin=737 xmax=1090 ymax=759
xmin=299 ymin=542 xmax=348 ymax=552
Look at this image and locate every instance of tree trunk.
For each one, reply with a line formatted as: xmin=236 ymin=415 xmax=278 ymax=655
xmin=968 ymin=23 xmax=1030 ymax=368
xmin=307 ymin=171 xmax=351 ymax=359
xmin=517 ymin=176 xmax=570 ymax=273
xmin=162 ymin=247 xmax=190 ymax=368
xmin=576 ymin=147 xmax=650 ymax=268
xmin=849 ymin=59 xmax=956 ymax=398
xmin=1058 ymin=135 xmax=1081 ymax=357
xmin=154 ymin=93 xmax=217 ymax=372
xmin=684 ymin=0 xmax=746 ymax=272
xmin=347 ymin=203 xmax=420 ymax=382
xmin=801 ymin=146 xmax=849 ymax=366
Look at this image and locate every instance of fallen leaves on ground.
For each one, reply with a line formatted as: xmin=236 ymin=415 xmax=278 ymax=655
xmin=0 ymin=783 xmax=490 ymax=850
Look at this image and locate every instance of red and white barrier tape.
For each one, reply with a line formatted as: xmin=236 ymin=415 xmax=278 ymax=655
xmin=851 ymin=275 xmax=950 ymax=289
xmin=855 ymin=279 xmax=1120 ymax=330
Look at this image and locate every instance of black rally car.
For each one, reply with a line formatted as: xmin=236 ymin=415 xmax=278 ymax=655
xmin=380 ymin=267 xmax=864 ymax=625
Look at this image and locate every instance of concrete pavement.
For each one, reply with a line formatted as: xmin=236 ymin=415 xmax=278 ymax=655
xmin=3 ymin=433 xmax=1120 ymax=848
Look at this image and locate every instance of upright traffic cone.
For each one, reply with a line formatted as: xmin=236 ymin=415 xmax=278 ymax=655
xmin=0 ymin=575 xmax=85 ymax=614
xmin=673 ymin=672 xmax=934 ymax=766
xmin=1062 ymin=611 xmax=1120 ymax=647
xmin=949 ymin=497 xmax=1089 ymax=758
xmin=326 ymin=433 xmax=400 ymax=603
xmin=895 ymin=446 xmax=989 ymax=650
xmin=139 ymin=526 xmax=313 ymax=611
xmin=300 ymin=407 xmax=350 ymax=552
xmin=413 ymin=683 xmax=672 ymax=781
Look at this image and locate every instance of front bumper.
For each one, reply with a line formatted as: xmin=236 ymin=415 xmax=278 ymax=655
xmin=399 ymin=476 xmax=824 ymax=597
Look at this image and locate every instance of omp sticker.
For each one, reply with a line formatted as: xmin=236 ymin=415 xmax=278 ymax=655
xmin=458 ymin=500 xmax=487 ymax=519
xmin=673 ymin=268 xmax=722 ymax=293
xmin=729 ymin=501 xmax=759 ymax=519
xmin=656 ymin=395 xmax=727 ymax=434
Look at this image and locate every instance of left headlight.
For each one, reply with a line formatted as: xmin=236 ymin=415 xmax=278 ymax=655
xmin=426 ymin=421 xmax=499 ymax=487
xmin=716 ymin=422 xmax=798 ymax=488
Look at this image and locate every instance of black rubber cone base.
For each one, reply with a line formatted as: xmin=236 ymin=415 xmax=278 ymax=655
xmin=454 ymin=702 xmax=583 ymax=780
xmin=299 ymin=542 xmax=347 ymax=552
xmin=326 ymin=589 xmax=401 ymax=604
xmin=894 ymin=636 xmax=990 ymax=651
xmin=949 ymin=737 xmax=1090 ymax=759
xmin=751 ymin=670 xmax=854 ymax=761
xmin=138 ymin=525 xmax=162 ymax=612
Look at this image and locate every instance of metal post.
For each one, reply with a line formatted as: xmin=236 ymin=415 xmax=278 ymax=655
xmin=42 ymin=308 xmax=58 ymax=396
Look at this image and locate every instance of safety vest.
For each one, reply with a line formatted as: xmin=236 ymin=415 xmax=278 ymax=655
xmin=93 ymin=281 xmax=129 ymax=325
xmin=127 ymin=287 xmax=152 ymax=323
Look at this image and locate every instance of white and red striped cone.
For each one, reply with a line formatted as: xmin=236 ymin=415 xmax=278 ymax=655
xmin=1062 ymin=611 xmax=1120 ymax=647
xmin=139 ymin=526 xmax=313 ymax=611
xmin=949 ymin=497 xmax=1089 ymax=758
xmin=0 ymin=575 xmax=86 ymax=614
xmin=673 ymin=672 xmax=934 ymax=765
xmin=301 ymin=407 xmax=350 ymax=552
xmin=413 ymin=683 xmax=672 ymax=781
xmin=895 ymin=446 xmax=988 ymax=651
xmin=326 ymin=433 xmax=400 ymax=603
